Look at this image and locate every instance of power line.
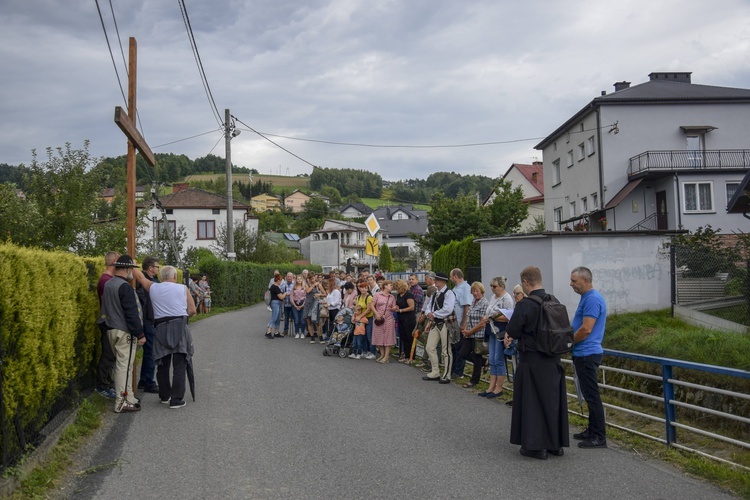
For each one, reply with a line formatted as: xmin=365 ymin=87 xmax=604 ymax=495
xmin=177 ymin=0 xmax=222 ymax=127
xmin=153 ymin=129 xmax=222 ymax=149
xmin=232 ymin=116 xmax=319 ymax=169
xmin=94 ymin=0 xmax=127 ymax=107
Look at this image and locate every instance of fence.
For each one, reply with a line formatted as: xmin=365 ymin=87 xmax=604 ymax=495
xmin=671 ymin=242 xmax=750 ymax=331
xmin=562 ymin=350 xmax=750 ymax=471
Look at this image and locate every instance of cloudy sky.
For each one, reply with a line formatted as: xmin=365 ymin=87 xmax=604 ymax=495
xmin=2 ymin=0 xmax=749 ymax=181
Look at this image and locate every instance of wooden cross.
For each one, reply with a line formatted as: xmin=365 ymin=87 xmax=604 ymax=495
xmin=113 ymin=37 xmax=155 ymax=258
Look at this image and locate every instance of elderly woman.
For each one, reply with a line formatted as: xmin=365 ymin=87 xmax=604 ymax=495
xmin=266 ymin=273 xmax=287 ymax=339
xmin=392 ymin=279 xmax=417 ymax=363
xmin=459 ymin=282 xmax=490 ymax=388
xmin=479 ymin=276 xmax=514 ymax=398
xmin=369 ymin=279 xmax=396 ymax=363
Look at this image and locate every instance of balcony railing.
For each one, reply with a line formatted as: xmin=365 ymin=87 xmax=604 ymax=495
xmin=628 ymin=150 xmax=750 ymax=177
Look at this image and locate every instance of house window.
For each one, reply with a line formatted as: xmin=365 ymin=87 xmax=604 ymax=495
xmin=726 ymin=182 xmax=740 ymax=202
xmin=553 ymin=142 xmax=557 ymax=152
xmin=587 ymin=136 xmax=595 ymax=156
xmin=683 ymin=182 xmax=713 ymax=212
xmin=578 ymin=143 xmax=586 ymax=162
xmin=570 ymin=201 xmax=576 ymax=217
xmin=212 ymin=208 xmax=220 ymax=215
xmin=157 ymin=220 xmax=176 ymax=238
xmin=591 ymin=193 xmax=598 ymax=209
xmin=165 ymin=209 xmax=174 ymax=215
xmin=197 ymin=220 xmax=216 ymax=239
xmin=567 ymin=151 xmax=574 ymax=167
xmin=552 ymin=160 xmax=561 ymax=186
xmin=554 ymin=207 xmax=562 ymax=230
xmin=581 ymin=197 xmax=588 ymax=213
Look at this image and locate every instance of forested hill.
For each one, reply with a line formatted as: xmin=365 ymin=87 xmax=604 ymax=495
xmin=2 ymin=156 xmax=496 ymax=206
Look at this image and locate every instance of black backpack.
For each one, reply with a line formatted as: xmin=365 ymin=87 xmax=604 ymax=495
xmin=527 ymin=294 xmax=574 ymax=356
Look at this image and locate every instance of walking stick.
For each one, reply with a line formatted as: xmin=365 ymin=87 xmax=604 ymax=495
xmin=118 ymin=334 xmax=136 ymax=412
xmin=409 ymin=319 xmax=431 ymax=363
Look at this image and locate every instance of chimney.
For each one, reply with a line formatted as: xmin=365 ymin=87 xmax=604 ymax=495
xmin=648 ymin=72 xmax=692 ymax=83
xmin=532 ymin=160 xmax=543 ymax=166
xmin=172 ymin=182 xmax=189 ymax=193
xmin=613 ymin=81 xmax=631 ymax=92
xmin=601 ymin=90 xmax=607 ymax=96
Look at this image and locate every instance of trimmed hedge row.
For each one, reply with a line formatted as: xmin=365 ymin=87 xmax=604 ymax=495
xmin=198 ymin=257 xmax=321 ymax=308
xmin=0 ymin=244 xmax=101 ymax=450
xmin=431 ymin=235 xmax=480 ymax=275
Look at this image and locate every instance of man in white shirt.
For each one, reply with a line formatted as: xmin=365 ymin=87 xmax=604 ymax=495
xmin=422 ymin=272 xmax=456 ymax=383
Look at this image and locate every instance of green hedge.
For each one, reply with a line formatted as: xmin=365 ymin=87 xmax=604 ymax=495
xmin=0 ymin=244 xmax=101 ymax=449
xmin=198 ymin=256 xmax=321 ymax=307
xmin=431 ymin=235 xmax=480 ymax=275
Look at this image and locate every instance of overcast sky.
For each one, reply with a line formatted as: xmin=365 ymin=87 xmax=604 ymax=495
xmin=2 ymin=0 xmax=749 ymax=181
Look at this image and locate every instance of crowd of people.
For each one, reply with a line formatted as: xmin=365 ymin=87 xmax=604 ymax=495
xmin=266 ymin=265 xmax=608 ymax=460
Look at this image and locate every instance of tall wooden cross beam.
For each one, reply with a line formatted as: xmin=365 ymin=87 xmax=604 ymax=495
xmin=113 ymin=37 xmax=155 ymax=258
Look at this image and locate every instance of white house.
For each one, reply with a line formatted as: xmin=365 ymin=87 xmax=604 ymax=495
xmin=484 ymin=162 xmax=545 ymax=232
xmin=371 ymin=205 xmax=428 ymax=256
xmin=338 ymin=203 xmax=373 ymax=219
xmin=137 ymin=187 xmax=255 ymax=253
xmin=535 ymin=72 xmax=750 ymax=234
xmin=303 ymin=219 xmax=380 ymax=273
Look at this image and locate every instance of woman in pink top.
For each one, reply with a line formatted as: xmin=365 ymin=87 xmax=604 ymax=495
xmin=291 ymin=275 xmax=307 ymax=338
xmin=369 ymin=280 xmax=396 ymax=363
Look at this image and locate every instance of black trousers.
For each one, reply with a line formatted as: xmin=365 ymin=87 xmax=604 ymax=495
xmin=96 ymin=323 xmax=116 ymax=390
xmin=157 ymin=353 xmax=188 ymax=403
xmin=458 ymin=338 xmax=484 ymax=385
xmin=573 ymin=354 xmax=606 ymax=440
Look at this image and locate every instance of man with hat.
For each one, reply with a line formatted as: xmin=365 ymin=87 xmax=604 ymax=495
xmin=422 ymin=271 xmax=456 ymax=383
xmin=98 ymin=255 xmax=147 ymax=413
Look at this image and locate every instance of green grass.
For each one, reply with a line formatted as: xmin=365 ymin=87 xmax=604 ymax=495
xmin=604 ymin=309 xmax=750 ymax=371
xmin=704 ymin=305 xmax=750 ymax=327
xmin=361 ymin=198 xmax=430 ymax=211
xmin=10 ymin=395 xmax=108 ymax=499
xmin=189 ymin=305 xmax=245 ymax=324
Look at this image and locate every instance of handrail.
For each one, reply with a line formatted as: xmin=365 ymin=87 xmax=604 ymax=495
xmin=628 ymin=149 xmax=750 ymax=175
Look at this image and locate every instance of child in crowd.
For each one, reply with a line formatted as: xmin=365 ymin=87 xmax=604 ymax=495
xmin=203 ymin=286 xmax=212 ymax=313
xmin=348 ymin=305 xmax=369 ymax=359
xmin=333 ymin=314 xmax=350 ymax=346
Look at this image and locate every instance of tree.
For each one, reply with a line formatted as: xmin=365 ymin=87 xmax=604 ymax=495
xmin=319 ymin=185 xmax=343 ymax=206
xmin=292 ymin=197 xmax=330 ymax=237
xmin=258 ymin=210 xmax=291 ymax=233
xmin=379 ymin=244 xmax=393 ymax=272
xmin=24 ymin=141 xmax=106 ymax=254
xmin=416 ymin=192 xmax=489 ymax=253
xmin=213 ymin=223 xmax=301 ymax=263
xmin=0 ymin=182 xmax=43 ymax=245
xmin=484 ymin=179 xmax=528 ymax=235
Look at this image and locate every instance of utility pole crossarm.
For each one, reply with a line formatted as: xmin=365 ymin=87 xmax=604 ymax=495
xmin=114 ymin=106 xmax=155 ymax=166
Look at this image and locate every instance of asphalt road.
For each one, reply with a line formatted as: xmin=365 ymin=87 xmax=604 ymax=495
xmin=71 ymin=305 xmax=735 ymax=499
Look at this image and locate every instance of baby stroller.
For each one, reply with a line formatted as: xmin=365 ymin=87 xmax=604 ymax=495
xmin=323 ymin=307 xmax=353 ymax=358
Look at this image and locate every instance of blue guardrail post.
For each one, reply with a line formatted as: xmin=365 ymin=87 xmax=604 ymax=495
xmin=662 ymin=364 xmax=677 ymax=445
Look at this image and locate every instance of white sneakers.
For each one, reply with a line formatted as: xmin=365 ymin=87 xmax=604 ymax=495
xmin=364 ymin=352 xmax=376 ymax=360
xmin=295 ymin=334 xmax=300 ymax=339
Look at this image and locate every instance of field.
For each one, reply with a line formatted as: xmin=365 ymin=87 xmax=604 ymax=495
xmin=362 ymin=197 xmax=430 ymax=211
xmin=184 ymin=173 xmax=310 ymax=193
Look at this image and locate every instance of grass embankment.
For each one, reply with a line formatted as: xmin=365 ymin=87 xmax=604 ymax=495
xmin=361 ymin=197 xmax=430 ymax=210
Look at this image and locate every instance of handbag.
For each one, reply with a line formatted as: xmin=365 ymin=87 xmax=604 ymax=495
xmin=373 ymin=295 xmax=390 ymax=326
xmin=263 ymin=290 xmax=271 ymax=306
xmin=319 ymin=303 xmax=329 ymax=319
xmin=474 ymin=339 xmax=489 ymax=356
xmin=446 ymin=314 xmax=460 ymax=344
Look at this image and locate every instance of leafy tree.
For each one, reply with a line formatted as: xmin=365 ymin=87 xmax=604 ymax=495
xmin=24 ymin=141 xmax=104 ymax=254
xmin=528 ymin=215 xmax=546 ymax=233
xmin=258 ymin=210 xmax=291 ymax=233
xmin=212 ymin=223 xmax=301 ymax=263
xmin=319 ymin=185 xmax=342 ymax=206
xmin=344 ymin=193 xmax=362 ymax=205
xmin=0 ymin=182 xmax=43 ymax=245
xmin=184 ymin=246 xmax=216 ymax=271
xmin=485 ymin=179 xmax=528 ymax=235
xmin=292 ymin=197 xmax=330 ymax=237
xmin=379 ymin=243 xmax=393 ymax=272
xmin=416 ymin=192 xmax=489 ymax=253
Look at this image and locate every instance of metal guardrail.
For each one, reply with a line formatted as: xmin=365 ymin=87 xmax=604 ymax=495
xmin=562 ymin=349 xmax=750 ymax=471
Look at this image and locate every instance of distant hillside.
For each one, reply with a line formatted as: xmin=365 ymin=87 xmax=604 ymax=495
xmin=184 ymin=173 xmax=310 ymax=193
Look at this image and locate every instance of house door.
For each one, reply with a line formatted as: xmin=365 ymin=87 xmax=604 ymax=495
xmin=686 ymin=135 xmax=703 ymax=167
xmin=656 ymin=190 xmax=668 ymax=230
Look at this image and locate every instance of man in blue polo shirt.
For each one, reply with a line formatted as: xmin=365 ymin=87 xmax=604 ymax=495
xmin=570 ymin=266 xmax=607 ymax=449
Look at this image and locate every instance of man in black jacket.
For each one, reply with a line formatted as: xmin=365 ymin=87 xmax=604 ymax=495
xmin=98 ymin=255 xmax=147 ymax=413
xmin=136 ymin=257 xmax=160 ymax=393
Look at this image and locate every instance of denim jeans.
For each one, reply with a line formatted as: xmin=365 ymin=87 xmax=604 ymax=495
xmin=488 ymin=335 xmax=507 ymax=376
xmin=352 ymin=334 xmax=367 ymax=355
xmin=364 ymin=319 xmax=375 ymax=354
xmin=573 ymin=353 xmax=606 ymax=441
xmin=268 ymin=300 xmax=282 ymax=330
xmin=292 ymin=307 xmax=305 ymax=334
xmin=283 ymin=305 xmax=294 ymax=334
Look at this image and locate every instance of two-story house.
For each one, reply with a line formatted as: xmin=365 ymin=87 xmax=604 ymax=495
xmin=371 ymin=205 xmax=428 ymax=256
xmin=302 ymin=219 xmax=380 ymax=273
xmin=484 ymin=162 xmax=545 ymax=232
xmin=250 ymin=193 xmax=282 ymax=212
xmin=283 ymin=189 xmax=310 ymax=213
xmin=338 ymin=203 xmax=374 ymax=219
xmin=137 ymin=187 xmax=255 ymax=252
xmin=535 ymin=72 xmax=750 ymax=233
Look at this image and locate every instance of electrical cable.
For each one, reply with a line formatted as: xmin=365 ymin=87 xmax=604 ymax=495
xmin=232 ymin=116 xmax=318 ymax=169
xmin=177 ymin=0 xmax=223 ymax=127
xmin=153 ymin=129 xmax=222 ymax=149
xmin=94 ymin=0 xmax=127 ymax=107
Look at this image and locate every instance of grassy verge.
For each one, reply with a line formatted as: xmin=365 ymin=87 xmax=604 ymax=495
xmin=189 ymin=305 xmax=246 ymax=324
xmin=9 ymin=395 xmax=108 ymax=499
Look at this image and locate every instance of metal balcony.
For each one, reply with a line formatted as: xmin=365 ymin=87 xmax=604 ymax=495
xmin=628 ymin=150 xmax=750 ymax=178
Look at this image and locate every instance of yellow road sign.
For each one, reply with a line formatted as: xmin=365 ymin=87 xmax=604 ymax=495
xmin=366 ymin=236 xmax=379 ymax=257
xmin=364 ymin=213 xmax=380 ymax=237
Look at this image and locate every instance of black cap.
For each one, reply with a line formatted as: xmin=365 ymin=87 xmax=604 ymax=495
xmin=114 ymin=255 xmax=137 ymax=268
xmin=434 ymin=271 xmax=450 ymax=281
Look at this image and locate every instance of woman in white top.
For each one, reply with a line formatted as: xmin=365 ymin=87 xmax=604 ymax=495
xmin=479 ymin=276 xmax=514 ymax=398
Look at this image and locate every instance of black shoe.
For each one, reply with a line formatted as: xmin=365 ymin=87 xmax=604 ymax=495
xmin=573 ymin=430 xmax=591 ymax=441
xmin=578 ymin=438 xmax=607 ymax=449
xmin=422 ymin=375 xmax=440 ymax=381
xmin=265 ymin=332 xmax=273 ymax=339
xmin=169 ymin=399 xmax=187 ymax=409
xmin=520 ymin=448 xmax=548 ymax=460
xmin=273 ymin=333 xmax=282 ymax=338
xmin=438 ymin=378 xmax=451 ymax=385
xmin=548 ymin=448 xmax=564 ymax=457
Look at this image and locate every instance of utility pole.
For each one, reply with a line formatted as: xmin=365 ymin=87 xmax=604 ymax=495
xmin=225 ymin=109 xmax=238 ymax=261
